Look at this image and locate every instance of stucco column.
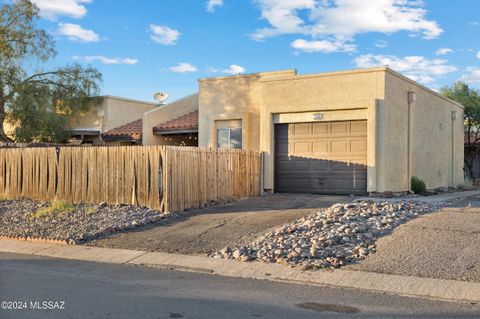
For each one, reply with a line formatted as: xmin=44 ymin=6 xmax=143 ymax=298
xmin=260 ymin=110 xmax=274 ymax=192
xmin=367 ymin=100 xmax=380 ymax=193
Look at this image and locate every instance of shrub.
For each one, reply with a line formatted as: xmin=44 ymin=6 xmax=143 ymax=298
xmin=411 ymin=176 xmax=427 ymax=195
xmin=31 ymin=200 xmax=74 ymax=219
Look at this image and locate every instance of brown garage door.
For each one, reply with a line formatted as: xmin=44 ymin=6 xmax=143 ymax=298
xmin=274 ymin=121 xmax=367 ymax=195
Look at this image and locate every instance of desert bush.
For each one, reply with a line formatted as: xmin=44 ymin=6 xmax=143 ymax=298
xmin=411 ymin=176 xmax=427 ymax=195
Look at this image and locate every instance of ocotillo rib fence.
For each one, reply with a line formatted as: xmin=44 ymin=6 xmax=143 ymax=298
xmin=0 ymin=146 xmax=262 ymax=213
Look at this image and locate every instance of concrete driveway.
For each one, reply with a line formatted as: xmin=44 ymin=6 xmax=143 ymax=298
xmin=88 ymin=194 xmax=351 ymax=255
xmin=347 ymin=196 xmax=480 ymax=282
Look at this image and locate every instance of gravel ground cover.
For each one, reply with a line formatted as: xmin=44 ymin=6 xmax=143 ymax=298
xmin=211 ymin=200 xmax=436 ymax=270
xmin=0 ymin=199 xmax=169 ymax=244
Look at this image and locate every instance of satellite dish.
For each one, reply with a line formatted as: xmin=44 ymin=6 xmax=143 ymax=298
xmin=154 ymin=92 xmax=169 ymax=105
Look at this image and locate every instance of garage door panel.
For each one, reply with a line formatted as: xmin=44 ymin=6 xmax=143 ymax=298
xmin=293 ymin=160 xmax=311 ymax=171
xmin=312 ymin=123 xmax=329 ymax=135
xmin=331 ymin=140 xmax=348 ymax=153
xmin=275 ymin=177 xmax=367 ymax=194
xmin=292 ymin=141 xmax=310 ymax=153
xmin=351 ymin=121 xmax=367 ymax=133
xmin=312 ymin=141 xmax=328 ymax=153
xmin=275 ymin=120 xmax=367 ymax=195
xmin=276 ymin=160 xmax=294 ymax=171
xmin=293 ymin=123 xmax=310 ymax=135
xmin=350 ymin=139 xmax=367 ymax=152
xmin=309 ymin=160 xmax=331 ymax=171
xmin=331 ymin=122 xmax=348 ymax=134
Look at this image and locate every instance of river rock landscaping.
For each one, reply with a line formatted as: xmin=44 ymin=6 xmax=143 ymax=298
xmin=211 ymin=200 xmax=436 ymax=269
xmin=0 ymin=199 xmax=170 ymax=244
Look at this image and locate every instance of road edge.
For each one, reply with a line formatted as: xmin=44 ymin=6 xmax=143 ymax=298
xmin=1 ymin=239 xmax=479 ymax=304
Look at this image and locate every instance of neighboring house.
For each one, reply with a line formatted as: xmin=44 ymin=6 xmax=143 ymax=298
xmin=142 ymin=93 xmax=198 ymax=146
xmin=68 ymin=95 xmax=157 ymax=145
xmin=194 ymin=67 xmax=464 ymax=195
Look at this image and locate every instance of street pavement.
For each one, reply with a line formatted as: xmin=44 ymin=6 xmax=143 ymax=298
xmin=1 ymin=252 xmax=479 ymax=319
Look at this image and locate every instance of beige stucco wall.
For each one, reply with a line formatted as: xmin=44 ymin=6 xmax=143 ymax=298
xmin=142 ymin=93 xmax=198 ymax=145
xmin=383 ymin=70 xmax=464 ymax=191
xmin=197 ymin=66 xmax=464 ymax=193
xmin=198 ymin=70 xmax=297 ymax=151
xmin=68 ymin=96 xmax=156 ymax=134
xmin=103 ymin=96 xmax=156 ymax=132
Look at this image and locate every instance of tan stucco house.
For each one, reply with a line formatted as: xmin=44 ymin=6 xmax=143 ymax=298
xmin=68 ymin=95 xmax=157 ymax=145
xmin=196 ymin=67 xmax=464 ymax=195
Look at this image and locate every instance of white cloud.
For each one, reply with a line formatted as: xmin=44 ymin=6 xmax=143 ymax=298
xmin=149 ymin=25 xmax=181 ymax=45
xmin=58 ymin=23 xmax=99 ymax=43
xmin=169 ymin=63 xmax=198 ymax=73
xmin=207 ymin=64 xmax=247 ymax=75
xmin=291 ymin=38 xmax=355 ymax=53
xmin=463 ymin=67 xmax=480 ymax=84
xmin=31 ymin=0 xmax=92 ymax=20
xmin=207 ymin=0 xmax=223 ymax=12
xmin=435 ymin=47 xmax=453 ymax=55
xmin=206 ymin=67 xmax=220 ymax=73
xmin=252 ymin=0 xmax=442 ymax=53
xmin=222 ymin=65 xmax=246 ymax=74
xmin=477 ymin=51 xmax=480 ymax=60
xmin=252 ymin=0 xmax=316 ymax=40
xmin=355 ymin=54 xmax=457 ymax=85
xmin=73 ymin=55 xmax=138 ymax=65
xmin=374 ymin=40 xmax=388 ymax=48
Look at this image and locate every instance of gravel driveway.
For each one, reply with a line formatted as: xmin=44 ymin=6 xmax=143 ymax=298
xmin=88 ymin=194 xmax=351 ymax=254
xmin=346 ymin=197 xmax=480 ymax=282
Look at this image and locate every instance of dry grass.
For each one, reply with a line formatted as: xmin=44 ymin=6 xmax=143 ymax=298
xmin=31 ymin=200 xmax=75 ymax=220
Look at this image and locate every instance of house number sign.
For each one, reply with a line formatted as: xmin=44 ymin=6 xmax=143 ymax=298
xmin=313 ymin=112 xmax=325 ymax=121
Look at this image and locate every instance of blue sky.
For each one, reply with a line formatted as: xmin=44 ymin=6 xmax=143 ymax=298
xmin=22 ymin=0 xmax=480 ymax=102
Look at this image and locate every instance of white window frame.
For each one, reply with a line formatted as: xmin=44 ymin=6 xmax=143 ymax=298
xmin=216 ymin=127 xmax=242 ymax=149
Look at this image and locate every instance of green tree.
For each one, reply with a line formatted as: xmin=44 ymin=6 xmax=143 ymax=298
xmin=0 ymin=0 xmax=102 ymax=143
xmin=441 ymin=81 xmax=480 ymax=180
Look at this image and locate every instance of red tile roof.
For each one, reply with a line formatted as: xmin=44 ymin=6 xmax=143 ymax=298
xmin=103 ymin=119 xmax=142 ymax=139
xmin=154 ymin=110 xmax=198 ymax=133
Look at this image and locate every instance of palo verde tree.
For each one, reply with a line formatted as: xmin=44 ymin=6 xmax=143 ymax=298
xmin=441 ymin=81 xmax=480 ymax=180
xmin=0 ymin=0 xmax=102 ymax=143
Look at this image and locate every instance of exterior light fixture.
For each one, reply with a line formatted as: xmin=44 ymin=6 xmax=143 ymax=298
xmin=408 ymin=91 xmax=416 ymax=104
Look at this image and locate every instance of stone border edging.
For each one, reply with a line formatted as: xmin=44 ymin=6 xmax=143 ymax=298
xmin=1 ymin=239 xmax=479 ymax=304
xmin=0 ymin=235 xmax=68 ymax=245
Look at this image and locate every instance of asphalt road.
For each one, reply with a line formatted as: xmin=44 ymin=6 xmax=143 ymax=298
xmin=1 ymin=253 xmax=479 ymax=319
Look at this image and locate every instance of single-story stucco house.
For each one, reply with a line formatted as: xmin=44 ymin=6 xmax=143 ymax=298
xmin=143 ymin=67 xmax=464 ymax=195
xmin=68 ymin=95 xmax=157 ymax=145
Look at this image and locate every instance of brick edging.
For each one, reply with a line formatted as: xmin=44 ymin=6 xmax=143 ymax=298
xmin=0 ymin=235 xmax=68 ymax=245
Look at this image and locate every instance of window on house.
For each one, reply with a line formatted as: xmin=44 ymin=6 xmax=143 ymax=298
xmin=217 ymin=127 xmax=242 ymax=149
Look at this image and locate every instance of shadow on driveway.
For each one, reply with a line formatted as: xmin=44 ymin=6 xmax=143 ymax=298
xmin=87 ymin=194 xmax=352 ymax=255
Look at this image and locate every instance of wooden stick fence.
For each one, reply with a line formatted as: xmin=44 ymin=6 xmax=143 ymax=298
xmin=0 ymin=145 xmax=262 ymax=213
xmin=162 ymin=146 xmax=262 ymax=213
